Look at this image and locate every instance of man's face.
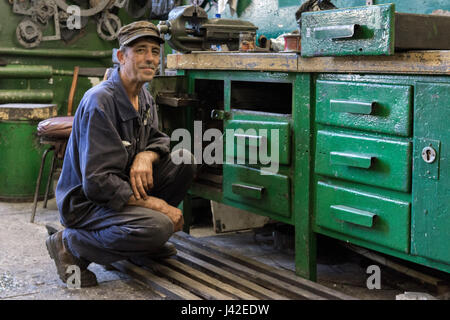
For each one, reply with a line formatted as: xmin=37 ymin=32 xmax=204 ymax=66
xmin=118 ymin=38 xmax=160 ymax=83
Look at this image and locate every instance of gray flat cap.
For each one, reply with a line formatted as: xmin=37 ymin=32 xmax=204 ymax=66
xmin=118 ymin=21 xmax=164 ymax=46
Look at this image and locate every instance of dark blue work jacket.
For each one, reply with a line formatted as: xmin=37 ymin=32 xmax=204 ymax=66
xmin=55 ymin=67 xmax=170 ymax=226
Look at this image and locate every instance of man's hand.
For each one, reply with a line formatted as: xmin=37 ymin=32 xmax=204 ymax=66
xmin=128 ymin=195 xmax=184 ymax=232
xmin=164 ymin=205 xmax=184 ymax=233
xmin=130 ymin=151 xmax=159 ymax=200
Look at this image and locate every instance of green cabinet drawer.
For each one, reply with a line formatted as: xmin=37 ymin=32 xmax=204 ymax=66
xmin=223 ymin=164 xmax=291 ymax=218
xmin=315 ymin=130 xmax=412 ymax=192
xmin=225 ymin=120 xmax=291 ymax=165
xmin=316 ymin=80 xmax=413 ymax=137
xmin=301 ymin=4 xmax=394 ymax=57
xmin=315 ymin=181 xmax=410 ymax=253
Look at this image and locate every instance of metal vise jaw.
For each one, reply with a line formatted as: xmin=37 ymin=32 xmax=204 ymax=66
xmin=158 ymin=5 xmax=258 ymax=53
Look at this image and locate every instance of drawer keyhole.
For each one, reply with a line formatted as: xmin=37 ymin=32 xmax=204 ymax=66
xmin=421 ymin=146 xmax=436 ymax=164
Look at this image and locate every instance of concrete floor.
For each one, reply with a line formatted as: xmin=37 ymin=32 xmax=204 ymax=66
xmin=0 ymin=197 xmax=447 ymax=300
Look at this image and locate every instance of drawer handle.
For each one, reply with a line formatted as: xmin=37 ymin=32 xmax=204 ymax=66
xmin=313 ymin=24 xmax=361 ymax=40
xmin=234 ymin=133 xmax=267 ymax=148
xmin=330 ymin=205 xmax=376 ymax=228
xmin=232 ymin=183 xmax=264 ymax=200
xmin=330 ymin=100 xmax=375 ymax=115
xmin=330 ymin=151 xmax=373 ymax=169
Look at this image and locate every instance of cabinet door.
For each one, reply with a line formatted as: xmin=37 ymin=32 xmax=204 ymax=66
xmin=411 ymin=83 xmax=450 ymax=265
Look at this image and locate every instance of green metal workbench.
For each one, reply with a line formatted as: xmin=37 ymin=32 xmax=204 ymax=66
xmin=165 ymin=50 xmax=450 ymax=280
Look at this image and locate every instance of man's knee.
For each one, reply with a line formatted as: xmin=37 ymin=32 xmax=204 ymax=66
xmin=149 ymin=212 xmax=174 ymax=245
xmin=98 ymin=211 xmax=173 ymax=251
xmin=170 ymin=148 xmax=197 ymax=181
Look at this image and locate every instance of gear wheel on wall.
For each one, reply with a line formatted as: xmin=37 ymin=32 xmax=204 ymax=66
xmin=96 ymin=11 xmax=121 ymax=41
xmin=16 ymin=18 xmax=43 ymax=48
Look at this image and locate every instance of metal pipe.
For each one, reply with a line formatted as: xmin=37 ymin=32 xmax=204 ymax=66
xmin=0 ymin=90 xmax=54 ymax=103
xmin=0 ymin=65 xmax=53 ymax=78
xmin=52 ymin=69 xmax=74 ymax=76
xmin=0 ymin=47 xmax=112 ymax=59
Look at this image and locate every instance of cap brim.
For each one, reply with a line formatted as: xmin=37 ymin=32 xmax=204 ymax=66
xmin=121 ymin=31 xmax=165 ymax=46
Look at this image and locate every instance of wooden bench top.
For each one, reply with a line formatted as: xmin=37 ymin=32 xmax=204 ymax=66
xmin=167 ymin=50 xmax=450 ymax=75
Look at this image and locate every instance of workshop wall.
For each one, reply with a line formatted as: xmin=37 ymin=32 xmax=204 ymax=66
xmin=211 ymin=0 xmax=450 ymax=40
xmin=0 ymin=1 xmax=134 ymax=116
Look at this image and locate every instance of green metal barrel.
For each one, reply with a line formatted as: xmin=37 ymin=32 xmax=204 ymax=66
xmin=0 ymin=103 xmax=57 ymax=201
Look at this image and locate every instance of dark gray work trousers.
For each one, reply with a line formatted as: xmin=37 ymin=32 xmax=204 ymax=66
xmin=62 ymin=151 xmax=195 ymax=265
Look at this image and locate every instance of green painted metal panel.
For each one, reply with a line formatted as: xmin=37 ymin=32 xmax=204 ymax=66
xmin=292 ymin=73 xmax=316 ymax=280
xmin=411 ymin=83 xmax=450 ymax=265
xmin=315 ymin=129 xmax=412 ymax=192
xmin=316 ymin=80 xmax=413 ymax=137
xmin=223 ymin=164 xmax=291 ymax=218
xmin=0 ymin=90 xmax=53 ymax=104
xmin=0 ymin=121 xmax=52 ymax=201
xmin=301 ymin=4 xmax=395 ymax=57
xmin=316 ymin=181 xmax=411 ymax=253
xmin=226 ymin=119 xmax=291 ymax=165
xmin=316 ymin=81 xmax=413 ymax=136
xmin=179 ymin=70 xmax=450 ymax=276
xmin=209 ymin=0 xmax=450 ymax=41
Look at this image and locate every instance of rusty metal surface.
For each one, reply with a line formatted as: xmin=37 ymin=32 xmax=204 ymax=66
xmin=166 ymin=51 xmax=450 ymax=75
xmin=0 ymin=103 xmax=57 ymax=121
xmin=167 ymin=52 xmax=298 ymax=72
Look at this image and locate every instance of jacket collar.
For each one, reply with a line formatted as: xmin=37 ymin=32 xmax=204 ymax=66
xmin=111 ymin=67 xmax=147 ymax=122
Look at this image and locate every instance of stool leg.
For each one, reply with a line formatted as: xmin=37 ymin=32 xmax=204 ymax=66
xmin=43 ymin=152 xmax=57 ymax=209
xmin=30 ymin=146 xmax=54 ymax=223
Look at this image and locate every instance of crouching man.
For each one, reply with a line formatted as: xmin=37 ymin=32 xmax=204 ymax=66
xmin=46 ymin=21 xmax=195 ymax=287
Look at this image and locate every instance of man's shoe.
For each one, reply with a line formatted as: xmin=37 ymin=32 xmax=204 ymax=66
xmin=45 ymin=231 xmax=98 ymax=287
xmin=148 ymin=242 xmax=177 ymax=259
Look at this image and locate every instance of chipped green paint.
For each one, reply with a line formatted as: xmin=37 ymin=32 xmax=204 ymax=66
xmin=223 ymin=163 xmax=291 ymax=218
xmin=0 ymin=65 xmax=53 ymax=79
xmin=315 ymin=129 xmax=412 ymax=192
xmin=0 ymin=47 xmax=112 ymax=59
xmin=162 ymin=62 xmax=450 ymax=278
xmin=316 ymin=80 xmax=413 ymax=137
xmin=0 ymin=90 xmax=53 ymax=104
xmin=208 ymin=0 xmax=450 ymax=41
xmin=0 ymin=121 xmax=53 ymax=201
xmin=301 ymin=3 xmax=395 ymax=57
xmin=316 ymin=180 xmax=411 ymax=253
xmin=411 ymin=83 xmax=450 ymax=265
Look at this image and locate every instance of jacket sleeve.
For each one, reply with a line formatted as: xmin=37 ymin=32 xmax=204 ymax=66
xmin=144 ymin=99 xmax=171 ymax=157
xmin=79 ymin=106 xmax=133 ymax=212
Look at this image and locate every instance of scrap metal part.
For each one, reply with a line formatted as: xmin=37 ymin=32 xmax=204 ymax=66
xmin=16 ymin=18 xmax=43 ymax=48
xmin=96 ymin=11 xmax=121 ymax=41
xmin=11 ymin=0 xmax=124 ymax=48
